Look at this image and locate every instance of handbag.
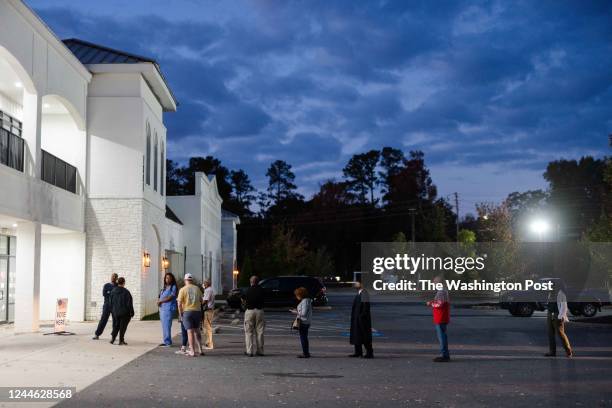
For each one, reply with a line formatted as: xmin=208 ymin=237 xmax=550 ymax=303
xmin=292 ymin=317 xmax=301 ymax=330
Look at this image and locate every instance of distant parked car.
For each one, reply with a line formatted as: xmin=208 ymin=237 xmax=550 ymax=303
xmin=227 ymin=276 xmax=328 ymax=310
xmin=500 ymin=277 xmax=610 ymax=317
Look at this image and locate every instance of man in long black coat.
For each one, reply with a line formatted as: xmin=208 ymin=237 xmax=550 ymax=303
xmin=349 ymin=281 xmax=373 ymax=358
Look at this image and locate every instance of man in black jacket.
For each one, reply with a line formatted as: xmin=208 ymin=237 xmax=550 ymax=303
xmin=109 ymin=277 xmax=135 ymax=345
xmin=243 ymin=276 xmax=265 ymax=357
xmin=349 ymin=281 xmax=373 ymax=358
xmin=93 ymin=273 xmax=118 ymax=340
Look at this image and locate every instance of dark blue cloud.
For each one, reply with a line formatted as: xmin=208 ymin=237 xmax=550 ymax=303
xmin=28 ymin=0 xmax=612 ymax=207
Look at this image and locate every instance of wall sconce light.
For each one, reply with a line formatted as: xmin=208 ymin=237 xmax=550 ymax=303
xmin=143 ymin=252 xmax=151 ymax=268
xmin=162 ymin=256 xmax=170 ymax=270
xmin=232 ymin=269 xmax=239 ymax=290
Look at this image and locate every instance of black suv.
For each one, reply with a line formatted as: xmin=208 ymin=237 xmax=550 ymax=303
xmin=227 ymin=276 xmax=328 ymax=310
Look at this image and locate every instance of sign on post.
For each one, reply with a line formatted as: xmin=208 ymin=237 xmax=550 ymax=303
xmin=54 ymin=298 xmax=68 ymax=333
xmin=44 ymin=298 xmax=74 ymax=336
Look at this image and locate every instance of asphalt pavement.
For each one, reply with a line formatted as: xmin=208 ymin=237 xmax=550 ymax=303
xmin=57 ymin=290 xmax=612 ymax=408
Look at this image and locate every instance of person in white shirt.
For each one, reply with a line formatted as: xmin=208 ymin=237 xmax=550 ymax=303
xmin=545 ymin=280 xmax=573 ymax=358
xmin=202 ymin=279 xmax=215 ymax=350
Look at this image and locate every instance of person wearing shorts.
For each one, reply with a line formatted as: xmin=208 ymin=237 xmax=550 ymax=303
xmin=177 ymin=273 xmax=203 ymax=357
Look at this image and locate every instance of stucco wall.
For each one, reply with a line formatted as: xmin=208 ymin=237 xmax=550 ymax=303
xmin=40 ymin=232 xmax=85 ymax=321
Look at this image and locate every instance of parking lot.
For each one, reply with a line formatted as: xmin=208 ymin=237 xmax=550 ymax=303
xmin=59 ymin=290 xmax=612 ymax=407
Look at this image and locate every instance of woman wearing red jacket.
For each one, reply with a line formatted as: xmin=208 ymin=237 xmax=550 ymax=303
xmin=427 ymin=276 xmax=450 ymax=362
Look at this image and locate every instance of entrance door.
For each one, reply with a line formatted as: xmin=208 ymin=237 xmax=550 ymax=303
xmin=0 ymin=235 xmax=15 ymax=324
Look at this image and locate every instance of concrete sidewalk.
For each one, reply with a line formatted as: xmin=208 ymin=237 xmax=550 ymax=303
xmin=0 ymin=320 xmax=179 ymax=408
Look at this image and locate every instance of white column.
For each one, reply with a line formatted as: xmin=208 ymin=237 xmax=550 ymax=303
xmin=14 ymin=221 xmax=42 ymax=332
xmin=67 ymin=232 xmax=86 ymax=322
xmin=21 ymin=91 xmax=42 ymax=179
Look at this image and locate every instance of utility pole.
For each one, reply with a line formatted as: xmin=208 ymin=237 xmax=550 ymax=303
xmin=408 ymin=208 xmax=416 ymax=243
xmin=454 ymin=192 xmax=460 ymax=242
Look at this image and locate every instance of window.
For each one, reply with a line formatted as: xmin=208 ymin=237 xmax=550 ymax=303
xmin=145 ymin=123 xmax=151 ymax=186
xmin=160 ymin=141 xmax=165 ymax=196
xmin=0 ymin=110 xmax=24 ymax=172
xmin=260 ymin=279 xmax=279 ymax=290
xmin=41 ymin=150 xmax=77 ymax=193
xmin=153 ymin=132 xmax=158 ymax=191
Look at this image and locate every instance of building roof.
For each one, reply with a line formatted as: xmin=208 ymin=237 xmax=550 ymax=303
xmin=222 ymin=209 xmax=241 ymax=223
xmin=165 ymin=205 xmax=183 ymax=225
xmin=63 ymin=38 xmax=155 ymax=64
xmin=62 ymin=38 xmax=177 ymax=110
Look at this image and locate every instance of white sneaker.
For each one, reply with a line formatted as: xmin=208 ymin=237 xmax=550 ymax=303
xmin=174 ymin=347 xmax=187 ymax=355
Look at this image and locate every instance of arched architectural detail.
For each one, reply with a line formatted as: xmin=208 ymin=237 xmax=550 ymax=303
xmin=153 ymin=131 xmax=158 ymax=192
xmin=145 ymin=122 xmax=151 ymax=186
xmin=160 ymin=141 xmax=165 ymax=196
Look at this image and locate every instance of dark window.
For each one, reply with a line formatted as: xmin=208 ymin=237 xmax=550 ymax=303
xmin=145 ymin=123 xmax=151 ymax=186
xmin=55 ymin=159 xmax=66 ymax=190
xmin=260 ymin=279 xmax=279 ymax=289
xmin=0 ymin=129 xmax=8 ymax=165
xmin=41 ymin=149 xmax=77 ymax=194
xmin=160 ymin=142 xmax=165 ymax=196
xmin=66 ymin=165 xmax=77 ymax=193
xmin=42 ymin=150 xmax=55 ymax=184
xmin=280 ymin=278 xmax=299 ymax=291
xmin=0 ymin=111 xmax=24 ymax=172
xmin=153 ymin=133 xmax=158 ymax=191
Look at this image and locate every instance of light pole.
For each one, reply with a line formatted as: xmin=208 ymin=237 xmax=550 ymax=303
xmin=529 ymin=218 xmax=550 ymax=279
xmin=530 ymin=219 xmax=550 ymax=242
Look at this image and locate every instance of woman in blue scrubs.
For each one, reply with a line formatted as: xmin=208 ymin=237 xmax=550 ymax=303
xmin=158 ymin=273 xmax=178 ymax=346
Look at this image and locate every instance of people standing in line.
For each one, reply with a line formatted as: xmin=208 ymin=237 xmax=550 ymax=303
xmin=290 ymin=287 xmax=312 ymax=358
xmin=177 ymin=273 xmax=204 ymax=357
xmin=244 ymin=275 xmax=265 ymax=357
xmin=202 ymin=279 xmax=215 ymax=350
xmin=349 ymin=281 xmax=373 ymax=359
xmin=427 ymin=276 xmax=450 ymax=362
xmin=92 ymin=273 xmax=118 ymax=340
xmin=158 ymin=272 xmax=178 ymax=347
xmin=545 ymin=280 xmax=573 ymax=358
xmin=109 ymin=277 xmax=134 ymax=345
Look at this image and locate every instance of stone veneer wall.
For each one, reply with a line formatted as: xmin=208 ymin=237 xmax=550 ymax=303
xmin=85 ymin=198 xmax=143 ymax=320
xmin=141 ymin=199 xmax=168 ymax=317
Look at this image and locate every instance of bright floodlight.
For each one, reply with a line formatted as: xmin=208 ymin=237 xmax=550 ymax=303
xmin=530 ymin=219 xmax=550 ymax=235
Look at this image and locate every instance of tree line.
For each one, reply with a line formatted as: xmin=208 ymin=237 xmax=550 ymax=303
xmin=166 ymin=150 xmax=611 ymax=281
xmin=460 ymin=156 xmax=611 ymax=244
xmin=166 ymin=147 xmax=456 ymax=280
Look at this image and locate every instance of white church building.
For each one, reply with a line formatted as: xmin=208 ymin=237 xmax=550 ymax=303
xmin=0 ymin=0 xmax=238 ymax=332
